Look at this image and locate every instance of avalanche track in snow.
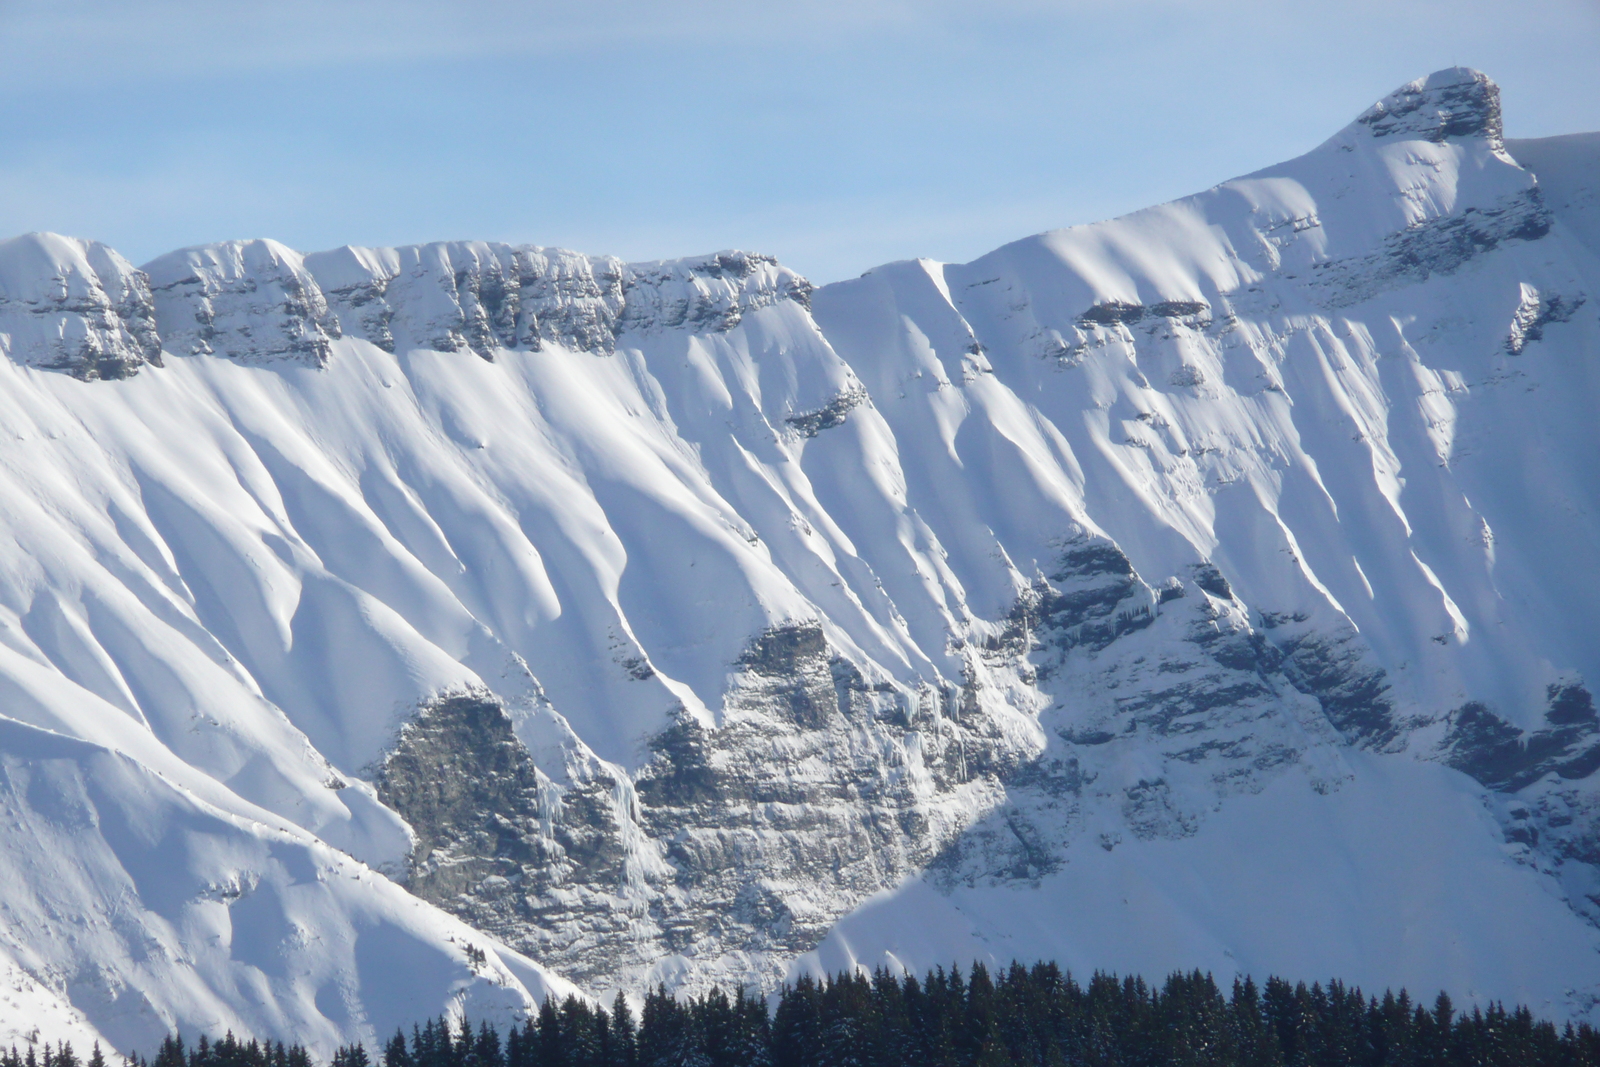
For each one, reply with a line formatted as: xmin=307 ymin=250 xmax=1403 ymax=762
xmin=0 ymin=67 xmax=1597 ymax=1049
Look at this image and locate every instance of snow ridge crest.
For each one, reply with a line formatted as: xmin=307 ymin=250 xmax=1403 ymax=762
xmin=0 ymin=233 xmax=161 ymax=380
xmin=144 ymin=239 xmax=341 ymax=367
xmin=304 ymin=242 xmax=809 ymax=359
xmin=0 ymin=238 xmax=813 ymax=375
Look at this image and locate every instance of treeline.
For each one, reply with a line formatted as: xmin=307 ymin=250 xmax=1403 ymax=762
xmin=0 ymin=1042 xmax=110 ymax=1067
xmin=109 ymin=964 xmax=1600 ymax=1067
xmin=369 ymin=965 xmax=1600 ymax=1067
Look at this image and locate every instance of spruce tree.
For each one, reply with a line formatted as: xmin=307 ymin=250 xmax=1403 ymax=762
xmin=384 ymin=1033 xmax=410 ymax=1067
xmin=608 ymin=994 xmax=637 ymax=1067
xmin=154 ymin=1036 xmax=185 ymax=1067
xmin=772 ymin=975 xmax=821 ymax=1067
xmin=729 ymin=989 xmax=772 ymax=1067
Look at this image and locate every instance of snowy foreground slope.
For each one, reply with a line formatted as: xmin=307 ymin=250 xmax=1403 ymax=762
xmin=0 ymin=67 xmax=1597 ymax=1047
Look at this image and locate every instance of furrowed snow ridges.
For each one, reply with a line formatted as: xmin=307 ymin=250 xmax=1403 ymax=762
xmin=0 ymin=66 xmax=1595 ymax=1046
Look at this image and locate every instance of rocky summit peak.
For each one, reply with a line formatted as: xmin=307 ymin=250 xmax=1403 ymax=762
xmin=1356 ymin=66 xmax=1503 ymax=146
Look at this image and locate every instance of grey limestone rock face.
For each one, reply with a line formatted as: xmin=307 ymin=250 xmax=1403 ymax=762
xmin=373 ymin=537 xmax=1424 ymax=996
xmin=306 ymin=242 xmax=627 ymax=359
xmin=50 ymin=238 xmax=815 ymax=375
xmin=143 ymin=240 xmax=340 ymax=366
xmin=617 ymin=251 xmax=812 ymax=338
xmin=1442 ymin=685 xmax=1600 ymax=793
xmin=376 ymin=621 xmax=1039 ymax=996
xmin=622 ymin=622 xmax=1035 ymax=971
xmin=523 ymin=249 xmax=628 ymax=354
xmin=1076 ymin=299 xmax=1210 ymax=329
xmin=371 ymin=692 xmax=652 ymax=978
xmin=1021 ymin=538 xmax=1157 ymax=657
xmin=0 ymin=233 xmax=161 ymax=380
xmin=303 ymin=243 xmax=810 ymax=360
xmin=933 ymin=544 xmax=1351 ymax=888
xmin=368 ymin=527 xmax=1600 ymax=996
xmin=1438 ymin=686 xmax=1600 ymax=927
xmin=784 ymin=386 xmax=868 ymax=438
xmin=1505 ymin=287 xmax=1586 ymax=354
xmin=1309 ymin=187 xmax=1551 ymax=308
xmin=1272 ymin=628 xmax=1398 ymax=747
xmin=373 ymin=693 xmax=570 ymax=902
xmin=1357 ymin=67 xmax=1504 ymax=147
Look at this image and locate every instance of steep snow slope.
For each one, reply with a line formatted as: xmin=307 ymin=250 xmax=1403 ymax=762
xmin=792 ymin=69 xmax=1600 ymax=1015
xmin=0 ymin=715 xmax=576 ymax=1055
xmin=812 ymin=66 xmax=1589 ymax=731
xmin=1508 ymin=132 xmax=1600 ymax=256
xmin=803 ymin=753 xmax=1600 ymax=1024
xmin=0 ymin=66 xmax=1595 ymax=1042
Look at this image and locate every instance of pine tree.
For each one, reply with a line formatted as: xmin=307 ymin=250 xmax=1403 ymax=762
xmin=730 ymin=988 xmax=773 ymax=1067
xmin=474 ymin=1023 xmax=503 ymax=1067
xmin=773 ymin=975 xmax=822 ymax=1067
xmin=608 ymin=994 xmax=637 ymax=1067
xmin=560 ymin=998 xmax=600 ymax=1067
xmin=816 ymin=981 xmax=864 ymax=1067
xmin=638 ymin=986 xmax=707 ymax=1067
xmin=384 ymin=1032 xmax=411 ymax=1067
xmin=1232 ymin=976 xmax=1284 ymax=1067
xmin=536 ymin=1001 xmax=565 ymax=1067
xmin=153 ymin=1036 xmax=185 ymax=1067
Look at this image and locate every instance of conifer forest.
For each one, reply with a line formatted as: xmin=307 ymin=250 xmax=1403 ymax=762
xmin=30 ymin=964 xmax=1600 ymax=1067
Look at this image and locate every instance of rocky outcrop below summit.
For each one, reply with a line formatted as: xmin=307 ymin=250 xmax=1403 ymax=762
xmin=1442 ymin=685 xmax=1600 ymax=794
xmin=1436 ymin=687 xmax=1600 ymax=927
xmin=375 ymin=620 xmax=1042 ymax=996
xmin=373 ymin=538 xmax=1420 ymax=996
xmin=1310 ymin=187 xmax=1551 ymax=308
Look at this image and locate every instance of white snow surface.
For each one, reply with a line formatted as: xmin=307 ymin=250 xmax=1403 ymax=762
xmin=0 ymin=715 xmax=577 ymax=1055
xmin=800 ymin=753 xmax=1600 ymax=1024
xmin=0 ymin=67 xmax=1595 ymax=1042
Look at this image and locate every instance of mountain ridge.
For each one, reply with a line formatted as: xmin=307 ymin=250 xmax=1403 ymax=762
xmin=0 ymin=66 xmax=1595 ymax=1049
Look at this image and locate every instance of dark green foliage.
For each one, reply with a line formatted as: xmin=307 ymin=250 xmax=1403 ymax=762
xmin=113 ymin=963 xmax=1600 ymax=1067
xmin=111 ymin=1033 xmax=311 ymax=1067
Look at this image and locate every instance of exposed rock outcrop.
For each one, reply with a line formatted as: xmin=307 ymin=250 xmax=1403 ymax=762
xmin=376 ymin=621 xmax=1039 ymax=996
xmin=1443 ymin=684 xmax=1600 ymax=793
xmin=1310 ymin=188 xmax=1551 ymax=307
xmin=374 ymin=538 xmax=1418 ymax=995
xmin=304 ymin=242 xmax=626 ymax=359
xmin=144 ymin=239 xmax=340 ymax=366
xmin=0 ymin=233 xmax=161 ymax=379
xmin=303 ymin=243 xmax=810 ymax=359
xmin=1357 ymin=66 xmax=1505 ymax=146
xmin=784 ymin=386 xmax=867 ymax=437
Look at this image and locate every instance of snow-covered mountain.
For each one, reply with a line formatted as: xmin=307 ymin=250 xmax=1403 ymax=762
xmin=0 ymin=66 xmax=1596 ymax=1050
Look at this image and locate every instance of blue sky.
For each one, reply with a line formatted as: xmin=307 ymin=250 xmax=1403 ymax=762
xmin=2 ymin=0 xmax=1598 ymax=283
